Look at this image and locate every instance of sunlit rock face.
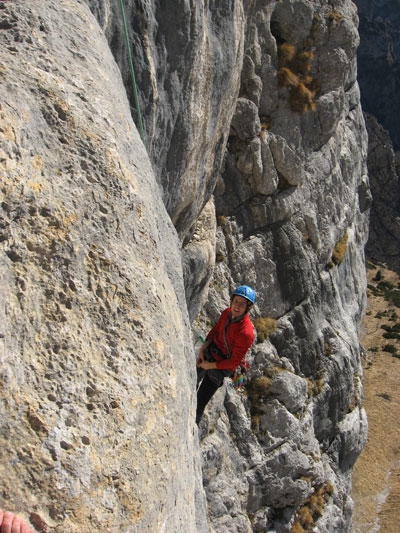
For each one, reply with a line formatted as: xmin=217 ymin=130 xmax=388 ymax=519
xmin=0 ymin=1 xmax=201 ymax=531
xmin=1 ymin=0 xmax=370 ymax=532
xmin=193 ymin=1 xmax=369 ymax=531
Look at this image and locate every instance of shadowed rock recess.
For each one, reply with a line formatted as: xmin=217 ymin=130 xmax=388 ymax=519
xmin=352 ymin=0 xmax=400 ymax=273
xmin=0 ymin=1 xmax=370 ymax=532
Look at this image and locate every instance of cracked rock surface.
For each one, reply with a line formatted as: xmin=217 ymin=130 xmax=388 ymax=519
xmin=0 ymin=0 xmax=375 ymax=531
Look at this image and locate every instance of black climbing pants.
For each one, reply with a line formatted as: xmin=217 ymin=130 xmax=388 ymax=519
xmin=196 ymin=373 xmax=219 ymax=424
xmin=195 ymin=342 xmax=231 ymax=424
xmin=196 ymin=367 xmax=230 ymax=424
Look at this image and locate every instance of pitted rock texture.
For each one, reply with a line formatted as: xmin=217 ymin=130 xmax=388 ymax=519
xmin=0 ymin=2 xmax=202 ymax=532
xmin=1 ymin=0 xmax=373 ymax=532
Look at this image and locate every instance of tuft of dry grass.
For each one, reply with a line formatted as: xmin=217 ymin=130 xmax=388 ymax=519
xmin=277 ymin=67 xmax=300 ymax=88
xmin=254 ymin=316 xmax=277 ymax=343
xmin=306 ymin=376 xmax=324 ymax=398
xmin=277 ymin=43 xmax=317 ymax=114
xmin=289 ymin=82 xmax=316 ymax=113
xmin=331 ymin=231 xmax=348 ymax=265
xmin=327 ymin=231 xmax=349 ymax=269
xmin=294 ymin=51 xmax=314 ymax=74
xmin=247 ymin=375 xmax=271 ymax=404
xmin=299 ymin=506 xmax=314 ymax=527
xmin=290 ymin=522 xmax=306 ymax=533
xmin=278 ymin=43 xmax=296 ymax=66
xmin=291 ymin=483 xmax=334 ymax=531
xmin=328 ymin=10 xmax=343 ymax=22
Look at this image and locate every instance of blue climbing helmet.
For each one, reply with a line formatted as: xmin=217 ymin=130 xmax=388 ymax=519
xmin=232 ymin=285 xmax=256 ymax=304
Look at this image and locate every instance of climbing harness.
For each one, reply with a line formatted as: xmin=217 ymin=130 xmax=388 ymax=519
xmin=117 ymin=0 xmax=146 ymax=146
xmin=192 ymin=324 xmax=250 ymax=392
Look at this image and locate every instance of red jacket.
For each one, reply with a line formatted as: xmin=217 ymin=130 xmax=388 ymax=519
xmin=206 ymin=308 xmax=254 ymax=371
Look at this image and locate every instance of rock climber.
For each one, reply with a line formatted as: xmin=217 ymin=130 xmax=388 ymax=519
xmin=0 ymin=510 xmax=34 ymax=533
xmin=196 ymin=285 xmax=255 ymax=424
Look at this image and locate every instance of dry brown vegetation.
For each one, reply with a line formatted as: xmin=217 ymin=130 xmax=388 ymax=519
xmin=290 ymin=483 xmax=334 ymax=532
xmin=331 ymin=231 xmax=349 ymax=266
xmin=352 ymin=263 xmax=400 ymax=532
xmin=277 ymin=42 xmax=317 ymax=113
xmin=254 ymin=316 xmax=277 ymax=343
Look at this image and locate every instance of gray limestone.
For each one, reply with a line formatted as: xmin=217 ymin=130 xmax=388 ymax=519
xmin=0 ymin=0 xmax=377 ymax=532
xmin=0 ymin=1 xmax=201 ymax=531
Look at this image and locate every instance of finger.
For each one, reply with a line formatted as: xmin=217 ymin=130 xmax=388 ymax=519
xmin=11 ymin=516 xmax=22 ymax=533
xmin=0 ymin=513 xmax=33 ymax=533
xmin=13 ymin=515 xmax=33 ymax=533
xmin=20 ymin=520 xmax=34 ymax=533
xmin=1 ymin=511 xmax=14 ymax=533
xmin=11 ymin=515 xmax=25 ymax=533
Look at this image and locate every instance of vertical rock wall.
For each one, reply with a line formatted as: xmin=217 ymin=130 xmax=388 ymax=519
xmin=363 ymin=114 xmax=400 ymax=271
xmin=0 ymin=0 xmax=372 ymax=532
xmin=88 ymin=0 xmax=246 ymax=240
xmin=0 ymin=1 xmax=203 ymax=531
xmin=192 ymin=1 xmax=370 ymax=531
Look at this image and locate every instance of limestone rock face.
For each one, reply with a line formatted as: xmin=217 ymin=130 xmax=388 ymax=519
xmin=195 ymin=0 xmax=370 ymax=531
xmin=0 ymin=2 xmax=202 ymax=532
xmin=87 ymin=0 xmax=245 ymax=241
xmin=1 ymin=0 xmax=371 ymax=532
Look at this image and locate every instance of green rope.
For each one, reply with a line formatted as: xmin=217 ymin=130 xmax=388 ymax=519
xmin=117 ymin=0 xmax=146 ymax=146
xmin=191 ymin=326 xmax=205 ymax=343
